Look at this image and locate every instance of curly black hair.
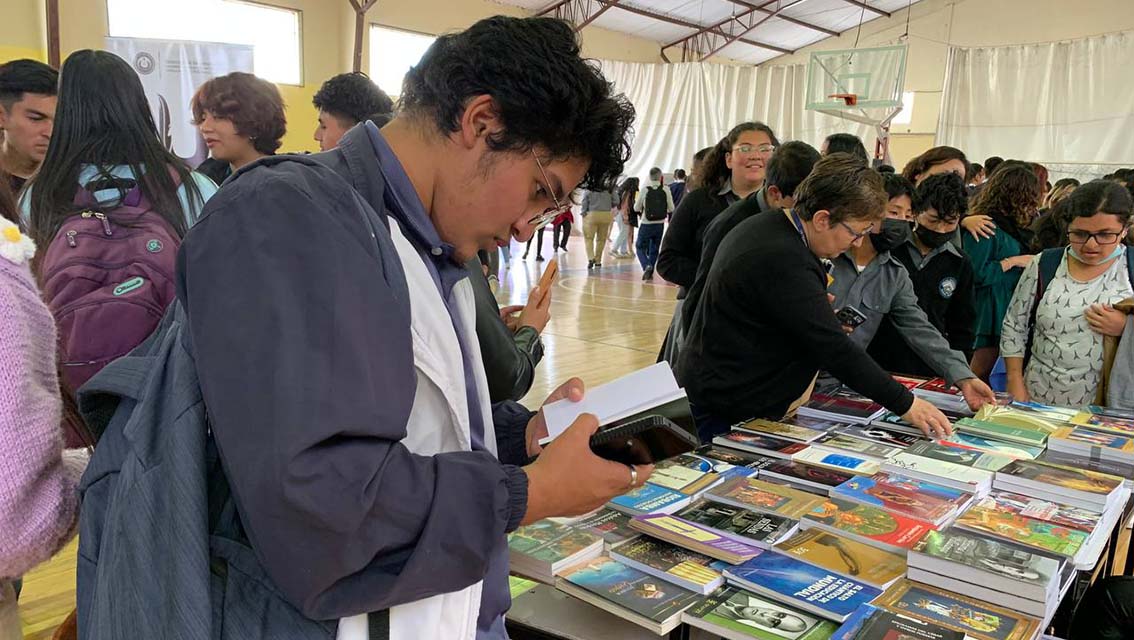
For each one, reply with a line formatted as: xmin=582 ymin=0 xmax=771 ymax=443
xmin=914 ymin=172 xmax=968 ymax=222
xmin=882 ymin=172 xmax=916 ymax=203
xmin=312 ymin=72 xmax=394 ymax=125
xmin=399 ymin=16 xmax=634 ymax=190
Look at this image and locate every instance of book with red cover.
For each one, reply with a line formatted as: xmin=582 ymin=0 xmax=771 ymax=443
xmin=831 ymin=473 xmax=971 ymax=526
xmin=802 ymin=497 xmax=935 ymax=552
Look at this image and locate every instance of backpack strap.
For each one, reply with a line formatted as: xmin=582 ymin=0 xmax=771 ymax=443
xmin=1024 ymin=248 xmax=1063 ymax=365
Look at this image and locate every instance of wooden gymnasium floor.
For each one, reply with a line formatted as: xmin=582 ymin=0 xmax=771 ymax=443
xmin=19 ymin=233 xmax=678 ymax=638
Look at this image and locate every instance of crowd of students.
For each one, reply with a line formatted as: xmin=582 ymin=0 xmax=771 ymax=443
xmin=0 ymin=12 xmax=1132 ymax=640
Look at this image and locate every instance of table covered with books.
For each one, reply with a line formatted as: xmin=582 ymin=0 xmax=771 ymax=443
xmin=505 ymin=373 xmax=1134 ymax=640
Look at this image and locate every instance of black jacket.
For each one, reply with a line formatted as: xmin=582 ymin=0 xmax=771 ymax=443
xmin=678 ymin=210 xmax=914 ymax=423
xmin=867 ymin=241 xmax=976 ymax=376
xmin=656 ymin=186 xmax=734 ymax=293
xmin=466 ymin=258 xmax=543 ymax=403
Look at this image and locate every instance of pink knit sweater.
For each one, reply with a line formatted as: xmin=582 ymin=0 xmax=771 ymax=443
xmin=0 ymin=255 xmax=83 ymax=579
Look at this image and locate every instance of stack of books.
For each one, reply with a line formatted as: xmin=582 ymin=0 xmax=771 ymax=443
xmin=555 ymin=556 xmax=701 ymax=635
xmin=714 ymin=430 xmax=810 ymax=459
xmin=835 ymin=424 xmax=924 ymax=449
xmin=872 ymin=407 xmax=970 ymax=436
xmin=797 ymin=384 xmax=888 ymax=424
xmin=508 ymin=520 xmax=604 ymax=583
xmin=1038 ymin=448 xmax=1134 ymax=486
xmin=910 ymin=377 xmax=972 ymax=413
xmin=833 ymin=604 xmax=966 ymax=640
xmin=628 ymin=513 xmax=766 ymax=564
xmin=1070 ymin=409 xmax=1134 ymax=438
xmin=939 ymin=432 xmax=1044 ymax=460
xmin=791 ymin=447 xmax=880 ymax=476
xmin=907 ymin=528 xmax=1064 ymax=618
xmin=882 ymin=451 xmax=995 ymax=494
xmin=901 ymin=441 xmax=1015 ymax=472
xmin=607 ymin=483 xmax=692 ymax=517
xmin=682 ymin=585 xmax=839 ymax=640
xmin=955 ymin=417 xmax=1050 ymax=449
xmin=672 ymin=501 xmax=800 ymax=549
xmin=868 ymin=581 xmax=1041 ymax=640
xmin=1047 ymin=426 xmax=1134 ymax=465
xmin=705 ymin=477 xmax=823 ymax=518
xmin=757 ymin=458 xmax=854 ymax=495
xmin=994 ymin=459 xmax=1125 ymax=513
xmin=560 ymin=507 xmax=640 ymax=551
xmin=954 ymin=496 xmax=1090 ymax=561
xmin=810 ymin=432 xmax=902 ymax=463
xmin=771 ymin=528 xmax=907 ymax=590
xmin=722 ymin=552 xmax=882 ymax=622
xmin=800 ymin=497 xmax=934 ymax=553
xmin=608 ymin=537 xmax=726 ymax=595
xmin=646 ymin=456 xmax=726 ymax=497
xmin=732 ymin=418 xmax=826 ymax=443
xmin=829 ymin=472 xmax=972 ymax=527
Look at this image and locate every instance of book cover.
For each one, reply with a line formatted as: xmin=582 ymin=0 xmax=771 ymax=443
xmin=893 ymin=374 xmax=932 ymax=390
xmin=735 ymin=418 xmax=825 ymax=443
xmin=1050 ymin=426 xmax=1134 ymax=454
xmin=570 ymin=508 xmax=640 ymax=546
xmin=856 ymin=609 xmax=966 ymax=640
xmin=802 ymin=498 xmax=934 ymax=550
xmin=997 ymin=459 xmax=1122 ymax=497
xmin=508 ymin=520 xmax=602 ymax=564
xmin=835 ymin=424 xmax=923 ymax=449
xmin=831 ymin=473 xmax=969 ymax=524
xmin=903 ymin=441 xmax=1014 ymax=472
xmin=677 ymin=502 xmax=798 ymax=547
xmin=708 ymin=477 xmax=821 ymax=518
xmin=956 ymin=418 xmax=1049 ymax=447
xmin=508 ymin=576 xmax=539 ymax=599
xmin=911 ymin=529 xmax=1061 ymax=592
xmin=630 ymin=513 xmax=765 ymax=562
xmin=974 ymin=404 xmax=1070 ymax=434
xmin=829 ymin=604 xmax=878 ymax=640
xmin=648 ymin=459 xmax=722 ymax=495
xmin=883 ymin=452 xmax=992 ymax=490
xmin=789 ymin=415 xmax=861 ymax=432
xmin=609 ymin=483 xmax=690 ymax=515
xmin=773 ymin=528 xmax=906 ymax=588
xmin=813 ymin=433 xmax=901 ymax=460
xmin=955 ymin=504 xmax=1088 ymax=557
xmin=760 ymin=459 xmax=855 ymax=489
xmin=1071 ymin=411 xmax=1134 ymax=437
xmin=940 ymin=433 xmax=1043 ymax=460
xmin=915 ymin=377 xmax=961 ymax=398
xmin=875 ymin=581 xmax=1040 ymax=640
xmin=975 ymin=491 xmax=1100 ymax=532
xmin=724 ymin=552 xmax=882 ymax=621
xmin=684 ymin=585 xmax=839 ymax=640
xmin=716 ymin=431 xmax=811 ymax=458
xmin=800 ymin=388 xmax=885 ymax=421
xmin=792 ymin=448 xmax=880 ymax=475
xmin=698 ymin=446 xmax=777 ymax=468
xmin=558 ymin=557 xmax=701 ymax=622
xmin=610 ymin=537 xmax=723 ymax=593
xmin=1038 ymin=449 xmax=1134 ymax=483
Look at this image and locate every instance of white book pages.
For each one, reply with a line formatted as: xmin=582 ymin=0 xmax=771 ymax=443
xmin=540 ymin=362 xmax=684 ymax=444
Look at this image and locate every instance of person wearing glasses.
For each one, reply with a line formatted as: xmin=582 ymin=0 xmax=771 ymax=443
xmin=677 ymin=154 xmax=953 ymax=442
xmin=1001 ymin=180 xmax=1134 ymax=405
xmin=109 ymin=16 xmax=649 ymax=639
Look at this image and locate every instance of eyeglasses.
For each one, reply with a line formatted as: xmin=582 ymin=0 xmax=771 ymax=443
xmin=528 ymin=150 xmax=571 ymax=229
xmin=1068 ymin=229 xmax=1124 ymax=245
xmin=733 ymin=143 xmax=777 ymax=155
xmin=839 ymin=221 xmax=875 ymax=240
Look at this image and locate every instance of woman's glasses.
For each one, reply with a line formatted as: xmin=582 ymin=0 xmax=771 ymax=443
xmin=1068 ymin=229 xmax=1123 ymax=245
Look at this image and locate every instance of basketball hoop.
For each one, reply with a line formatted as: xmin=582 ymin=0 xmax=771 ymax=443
xmin=828 ymin=93 xmax=859 ymax=106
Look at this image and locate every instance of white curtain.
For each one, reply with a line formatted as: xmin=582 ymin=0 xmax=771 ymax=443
xmin=937 ymin=31 xmax=1134 ymax=182
xmin=599 ymin=60 xmax=873 ymax=181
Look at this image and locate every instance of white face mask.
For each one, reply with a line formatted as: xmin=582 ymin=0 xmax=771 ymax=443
xmin=1069 ymin=242 xmax=1125 ymax=265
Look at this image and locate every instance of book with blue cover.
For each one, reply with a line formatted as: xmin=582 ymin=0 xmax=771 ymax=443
xmin=830 ymin=473 xmax=972 ymax=527
xmin=608 ymin=483 xmax=691 ymax=516
xmin=723 ymin=551 xmax=882 ymax=622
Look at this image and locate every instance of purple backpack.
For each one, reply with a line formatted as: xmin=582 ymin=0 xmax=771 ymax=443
xmin=40 ymin=177 xmax=182 ymax=396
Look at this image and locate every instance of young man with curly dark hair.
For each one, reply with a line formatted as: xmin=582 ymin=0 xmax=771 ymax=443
xmin=312 ymin=71 xmax=394 ymax=151
xmin=147 ymin=15 xmax=640 ymax=640
xmin=868 ymin=172 xmax=978 ymax=377
xmin=191 ymin=71 xmax=287 ymax=170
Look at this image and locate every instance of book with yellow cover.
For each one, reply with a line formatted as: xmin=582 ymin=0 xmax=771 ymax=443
xmin=875 ymin=580 xmax=1040 ymax=640
xmin=706 ymin=477 xmax=822 ymax=518
xmin=772 ymin=528 xmax=906 ymax=590
xmin=732 ymin=418 xmax=825 ymax=443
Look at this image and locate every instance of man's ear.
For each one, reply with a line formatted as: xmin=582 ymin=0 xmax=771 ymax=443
xmin=456 ymin=94 xmax=503 ymax=150
xmin=812 ymin=209 xmax=832 ymax=230
xmin=767 ymin=185 xmax=782 ymax=204
xmin=0 ymin=104 xmax=10 ymax=130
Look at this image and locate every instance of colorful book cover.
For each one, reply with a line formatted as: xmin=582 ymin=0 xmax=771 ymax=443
xmin=915 ymin=377 xmax=961 ymax=398
xmin=683 ymin=585 xmax=839 ymax=640
xmin=630 ymin=513 xmax=766 ymax=561
xmin=883 ymin=452 xmax=993 ymax=490
xmin=955 ymin=503 xmax=1088 ymax=557
xmin=903 ymin=441 xmax=1014 ymax=472
xmin=855 ymin=609 xmax=966 ymax=640
xmin=802 ymin=498 xmax=934 ymax=550
xmin=974 ymin=404 xmax=1071 ymax=434
xmin=708 ymin=477 xmax=821 ymax=518
xmin=508 ymin=576 xmax=539 ymax=599
xmin=735 ymin=418 xmax=825 ymax=443
xmin=610 ymin=538 xmax=723 ymax=592
xmin=1038 ymin=449 xmax=1134 ymax=483
xmin=956 ymin=418 xmax=1049 ymax=447
xmin=800 ymin=388 xmax=885 ymax=421
xmin=975 ymin=491 xmax=1100 ymax=533
xmin=912 ymin=529 xmax=1061 ymax=592
xmin=939 ymin=433 xmax=1043 ymax=460
xmin=559 ymin=557 xmax=701 ymax=622
xmin=835 ymin=424 xmax=923 ymax=449
xmin=831 ymin=473 xmax=968 ymax=524
xmin=1050 ymin=426 xmax=1134 ymax=453
xmin=773 ymin=528 xmax=906 ymax=588
xmin=609 ymin=483 xmax=690 ymax=515
xmin=997 ymin=459 xmax=1122 ymax=497
xmin=1071 ymin=411 xmax=1134 ymax=437
xmin=893 ymin=374 xmax=932 ymax=390
xmin=788 ymin=415 xmax=861 ymax=432
xmin=723 ymin=552 xmax=882 ymax=621
xmin=875 ymin=581 xmax=1040 ymax=640
xmin=648 ymin=459 xmax=721 ymax=495
xmin=715 ymin=431 xmax=811 ymax=457
xmin=698 ymin=446 xmax=777 ymax=468
xmin=792 ymin=448 xmax=880 ymax=475
xmin=813 ymin=433 xmax=901 ymax=460
xmin=508 ymin=520 xmax=602 ymax=564
xmin=570 ymin=508 xmax=640 ymax=546
xmin=677 ymin=502 xmax=798 ymax=547
xmin=760 ymin=459 xmax=854 ymax=489
xmin=829 ymin=603 xmax=879 ymax=640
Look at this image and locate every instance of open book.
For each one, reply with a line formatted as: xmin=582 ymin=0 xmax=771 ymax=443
xmin=540 ymin=363 xmax=693 ymax=445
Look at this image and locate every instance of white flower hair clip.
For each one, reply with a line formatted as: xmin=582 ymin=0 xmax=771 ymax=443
xmin=0 ymin=220 xmax=36 ymax=265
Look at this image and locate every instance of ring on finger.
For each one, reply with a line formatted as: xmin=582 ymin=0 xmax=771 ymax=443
xmin=628 ymin=464 xmax=638 ymax=489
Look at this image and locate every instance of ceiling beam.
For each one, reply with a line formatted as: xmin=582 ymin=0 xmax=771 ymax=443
xmin=725 ymin=0 xmax=840 ymax=37
xmin=699 ymin=0 xmax=810 ymax=61
xmin=536 ymin=0 xmax=623 ymax=30
xmin=840 ymin=0 xmax=890 ymax=17
xmin=577 ymin=0 xmax=622 ymax=29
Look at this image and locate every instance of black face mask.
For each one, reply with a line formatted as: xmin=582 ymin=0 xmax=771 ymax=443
xmin=915 ymin=224 xmax=954 ymax=249
xmin=869 ymin=218 xmax=912 ymax=253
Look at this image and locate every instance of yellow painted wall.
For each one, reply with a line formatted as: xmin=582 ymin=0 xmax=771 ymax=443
xmin=0 ymin=0 xmax=48 ymax=61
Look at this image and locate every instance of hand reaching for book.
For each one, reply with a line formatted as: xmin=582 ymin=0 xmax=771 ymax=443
xmin=521 ymin=413 xmax=654 ymax=526
xmin=901 ymin=398 xmax=953 ymax=439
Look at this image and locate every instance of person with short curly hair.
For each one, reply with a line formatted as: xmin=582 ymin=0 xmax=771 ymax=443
xmin=191 ymin=72 xmax=286 ymax=171
xmin=312 ymin=71 xmax=393 ymax=151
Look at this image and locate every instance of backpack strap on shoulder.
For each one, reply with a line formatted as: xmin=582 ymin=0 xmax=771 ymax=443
xmin=1024 ymin=248 xmax=1066 ymax=364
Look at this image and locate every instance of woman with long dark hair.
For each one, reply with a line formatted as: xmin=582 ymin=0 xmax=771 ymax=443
xmin=24 ymin=50 xmax=215 ymax=244
xmin=963 ymin=162 xmax=1042 ymax=381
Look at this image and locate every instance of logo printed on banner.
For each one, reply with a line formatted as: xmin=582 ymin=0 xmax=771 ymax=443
xmin=938 ymin=277 xmax=957 ymax=299
xmin=134 ymin=52 xmax=156 ymax=75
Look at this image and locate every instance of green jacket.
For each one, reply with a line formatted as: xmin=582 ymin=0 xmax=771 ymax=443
xmin=963 ymin=227 xmax=1026 ymax=345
